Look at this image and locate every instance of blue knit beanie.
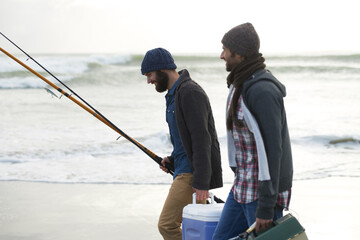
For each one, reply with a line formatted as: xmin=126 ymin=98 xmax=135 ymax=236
xmin=141 ymin=48 xmax=177 ymax=75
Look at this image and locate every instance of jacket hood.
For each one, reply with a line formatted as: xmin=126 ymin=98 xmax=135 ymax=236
xmin=243 ymin=69 xmax=287 ymax=97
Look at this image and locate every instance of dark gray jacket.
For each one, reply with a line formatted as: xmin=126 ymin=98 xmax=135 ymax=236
xmin=242 ymin=69 xmax=293 ymax=219
xmin=174 ymin=69 xmax=223 ymax=190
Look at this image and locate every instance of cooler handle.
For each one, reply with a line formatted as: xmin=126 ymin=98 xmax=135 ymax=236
xmin=192 ymin=192 xmax=215 ymax=204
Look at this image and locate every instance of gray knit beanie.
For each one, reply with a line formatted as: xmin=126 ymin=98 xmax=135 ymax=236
xmin=221 ymin=23 xmax=260 ymax=57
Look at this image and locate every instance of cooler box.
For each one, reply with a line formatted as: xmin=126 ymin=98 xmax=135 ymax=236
xmin=182 ymin=193 xmax=224 ymax=240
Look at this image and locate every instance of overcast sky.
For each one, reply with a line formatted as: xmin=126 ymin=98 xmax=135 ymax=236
xmin=1 ymin=0 xmax=360 ymax=55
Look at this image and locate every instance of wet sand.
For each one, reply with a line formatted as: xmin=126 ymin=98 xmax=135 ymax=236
xmin=0 ymin=177 xmax=359 ymax=239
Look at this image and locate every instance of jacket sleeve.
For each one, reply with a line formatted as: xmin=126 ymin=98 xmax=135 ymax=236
xmin=246 ymin=81 xmax=284 ymax=219
xmin=178 ymin=88 xmax=212 ymax=190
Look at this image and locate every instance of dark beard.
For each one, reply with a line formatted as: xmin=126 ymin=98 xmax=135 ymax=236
xmin=155 ymin=70 xmax=169 ymax=92
xmin=226 ymin=52 xmax=238 ymax=72
xmin=226 ymin=62 xmax=233 ymax=72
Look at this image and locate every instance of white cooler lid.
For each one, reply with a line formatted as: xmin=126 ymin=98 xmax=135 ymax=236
xmin=182 ymin=203 xmax=224 ymax=222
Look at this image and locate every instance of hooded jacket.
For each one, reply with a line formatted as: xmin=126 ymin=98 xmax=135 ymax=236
xmin=174 ymin=69 xmax=223 ymax=190
xmin=240 ymin=69 xmax=293 ymax=219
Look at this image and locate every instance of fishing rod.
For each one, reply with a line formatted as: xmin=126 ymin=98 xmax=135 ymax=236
xmin=0 ymin=34 xmax=224 ymax=203
xmin=0 ymin=33 xmax=174 ymax=175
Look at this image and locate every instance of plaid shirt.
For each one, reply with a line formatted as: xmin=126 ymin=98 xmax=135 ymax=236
xmin=229 ymin=90 xmax=291 ymax=209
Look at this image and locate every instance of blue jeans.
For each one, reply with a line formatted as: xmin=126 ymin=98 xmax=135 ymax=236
xmin=212 ymin=190 xmax=283 ymax=240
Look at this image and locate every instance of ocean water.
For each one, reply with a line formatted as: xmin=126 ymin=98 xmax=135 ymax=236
xmin=0 ymin=47 xmax=360 ymax=185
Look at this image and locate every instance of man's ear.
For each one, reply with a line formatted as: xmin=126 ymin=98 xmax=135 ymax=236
xmin=233 ymin=52 xmax=245 ymax=62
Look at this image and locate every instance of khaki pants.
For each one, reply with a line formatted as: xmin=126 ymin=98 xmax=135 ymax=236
xmin=158 ymin=173 xmax=194 ymax=240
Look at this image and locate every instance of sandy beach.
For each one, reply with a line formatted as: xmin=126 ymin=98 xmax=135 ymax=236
xmin=0 ymin=177 xmax=359 ymax=240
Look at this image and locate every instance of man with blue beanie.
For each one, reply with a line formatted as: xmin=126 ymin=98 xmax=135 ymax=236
xmin=141 ymin=48 xmax=223 ymax=240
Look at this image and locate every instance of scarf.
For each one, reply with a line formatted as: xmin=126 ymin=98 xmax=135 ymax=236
xmin=226 ymin=54 xmax=266 ymax=130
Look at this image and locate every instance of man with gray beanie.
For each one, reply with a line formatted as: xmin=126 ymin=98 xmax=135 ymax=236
xmin=212 ymin=23 xmax=293 ymax=239
xmin=141 ymin=48 xmax=223 ymax=240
